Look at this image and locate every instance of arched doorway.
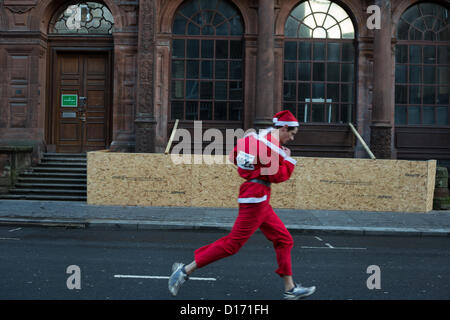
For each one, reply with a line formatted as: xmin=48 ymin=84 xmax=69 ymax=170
xmin=47 ymin=1 xmax=114 ymax=153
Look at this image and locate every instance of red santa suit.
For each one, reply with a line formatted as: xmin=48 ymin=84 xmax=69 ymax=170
xmin=194 ymin=111 xmax=299 ymax=277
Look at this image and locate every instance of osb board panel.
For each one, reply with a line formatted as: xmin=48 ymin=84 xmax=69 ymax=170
xmin=87 ymin=151 xmax=436 ymax=212
xmin=294 ymin=158 xmax=435 ymax=212
xmin=88 ymin=152 xmax=193 ymax=207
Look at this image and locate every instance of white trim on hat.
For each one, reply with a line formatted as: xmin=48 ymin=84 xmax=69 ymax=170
xmin=273 ymin=118 xmax=299 ymax=127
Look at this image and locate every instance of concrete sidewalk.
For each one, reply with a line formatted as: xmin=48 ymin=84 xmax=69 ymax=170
xmin=0 ymin=200 xmax=449 ymax=237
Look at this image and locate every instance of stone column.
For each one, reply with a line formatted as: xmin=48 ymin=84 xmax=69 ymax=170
xmin=371 ymin=0 xmax=396 ymax=159
xmin=254 ymin=0 xmax=275 ymax=129
xmin=135 ymin=0 xmax=157 ymax=153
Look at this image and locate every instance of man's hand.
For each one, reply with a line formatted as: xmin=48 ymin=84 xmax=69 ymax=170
xmin=281 ymin=146 xmax=291 ymax=157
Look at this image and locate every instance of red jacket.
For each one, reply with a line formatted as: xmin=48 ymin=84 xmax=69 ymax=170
xmin=229 ymin=128 xmax=297 ymax=204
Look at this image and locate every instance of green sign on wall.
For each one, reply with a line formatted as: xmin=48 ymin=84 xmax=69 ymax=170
xmin=61 ymin=94 xmax=78 ymax=107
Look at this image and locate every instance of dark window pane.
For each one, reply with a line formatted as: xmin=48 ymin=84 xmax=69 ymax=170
xmin=423 ymin=86 xmax=435 ymax=104
xmin=409 ymin=45 xmax=421 ymax=63
xmin=216 ymin=22 xmax=229 ymax=35
xmin=298 ymin=83 xmax=310 ymax=102
xmin=438 ymin=67 xmax=449 ymax=85
xmin=215 ymin=81 xmax=227 ymax=100
xmin=423 ymin=106 xmax=435 ymax=125
xmin=341 ymin=84 xmax=353 ymax=102
xmin=230 ymin=61 xmax=242 ymax=80
xmin=395 ymin=85 xmax=407 ymax=104
xmin=215 ymin=61 xmax=228 ymax=79
xmin=171 ymin=80 xmax=184 ymax=99
xmin=214 ymin=102 xmax=227 ymax=120
xmin=395 ymin=65 xmax=407 ymax=83
xmin=299 ymin=42 xmax=311 ymax=60
xmin=298 ymin=103 xmax=309 ymax=122
xmin=202 ymin=25 xmax=214 ymax=35
xmin=298 ymin=62 xmax=311 ymax=81
xmin=438 ymin=46 xmax=449 ymax=64
xmin=313 ymin=63 xmax=325 ymax=81
xmin=229 ymin=81 xmax=242 ymax=100
xmin=396 ymin=45 xmax=408 ymax=63
xmin=402 ymin=5 xmax=420 ymax=23
xmin=200 ymin=102 xmax=212 ymax=120
xmin=212 ymin=12 xmax=225 ymax=26
xmin=230 ymin=15 xmax=243 ymax=35
xmin=172 ymin=60 xmax=184 ymax=78
xmin=187 ymin=39 xmax=199 ymax=58
xmin=408 ymin=106 xmax=420 ymax=124
xmin=186 ymin=101 xmax=198 ymax=120
xmin=284 ymin=103 xmax=297 ymax=118
xmin=285 ymin=42 xmax=297 ymax=60
xmin=171 ymin=101 xmax=184 ymax=120
xmin=424 ymin=66 xmax=436 ymax=84
xmin=341 ymin=64 xmax=354 ymax=82
xmin=186 ymin=60 xmax=199 ymax=79
xmin=186 ymin=80 xmax=198 ymax=99
xmin=327 ymin=63 xmax=340 ymax=81
xmin=173 ymin=39 xmax=185 ymax=58
xmin=424 ymin=31 xmax=435 ymax=41
xmin=201 ymin=61 xmax=213 ymax=79
xmin=436 ymin=107 xmax=449 ymax=125
xmin=188 ymin=23 xmax=200 ymax=35
xmin=312 ymin=104 xmax=324 ymax=122
xmin=217 ymin=0 xmax=237 ymax=19
xmin=397 ymin=20 xmax=410 ymax=40
xmin=423 ymin=46 xmax=436 ymax=64
xmin=173 ymin=14 xmax=187 ymax=34
xmin=180 ymin=2 xmax=198 ymax=18
xmin=230 ymin=41 xmax=242 ymax=59
xmin=327 ymin=84 xmax=339 ymax=102
xmin=312 ymin=83 xmax=325 ymax=99
xmin=313 ymin=42 xmax=325 ymax=60
xmin=340 ymin=104 xmax=351 ymax=123
xmin=409 ymin=86 xmax=421 ymax=104
xmin=200 ymin=82 xmax=213 ymax=99
xmin=342 ymin=43 xmax=354 ymax=62
xmin=202 ymin=40 xmax=214 ymax=58
xmin=284 ymin=62 xmax=296 ymax=80
xmin=409 ymin=66 xmax=422 ymax=83
xmin=437 ymin=87 xmax=449 ymax=104
xmin=216 ymin=40 xmax=228 ymax=59
xmin=284 ymin=83 xmax=296 ymax=101
xmin=326 ymin=104 xmax=338 ymax=123
xmin=395 ymin=105 xmax=407 ymax=125
xmin=327 ymin=43 xmax=340 ymax=61
xmin=230 ymin=102 xmax=242 ymax=120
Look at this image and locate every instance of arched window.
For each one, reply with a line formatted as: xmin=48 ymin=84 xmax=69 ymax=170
xmin=49 ymin=2 xmax=114 ymax=34
xmin=395 ymin=3 xmax=449 ymax=126
xmin=170 ymin=0 xmax=244 ymax=121
xmin=283 ymin=0 xmax=356 ymax=124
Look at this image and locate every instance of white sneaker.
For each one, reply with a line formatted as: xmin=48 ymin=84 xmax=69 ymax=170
xmin=283 ymin=283 xmax=316 ymax=300
xmin=168 ymin=262 xmax=189 ymax=296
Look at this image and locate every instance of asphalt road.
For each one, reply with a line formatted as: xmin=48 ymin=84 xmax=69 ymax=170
xmin=0 ymin=226 xmax=449 ymax=300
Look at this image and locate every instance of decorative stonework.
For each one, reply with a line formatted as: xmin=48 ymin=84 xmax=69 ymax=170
xmin=370 ymin=126 xmax=394 ymax=159
xmin=135 ymin=0 xmax=156 ymax=153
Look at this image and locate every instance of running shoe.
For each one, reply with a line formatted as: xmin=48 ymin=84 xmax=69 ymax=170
xmin=168 ymin=262 xmax=189 ymax=296
xmin=283 ymin=283 xmax=316 ymax=300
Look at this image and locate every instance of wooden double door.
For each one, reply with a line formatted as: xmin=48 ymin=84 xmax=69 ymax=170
xmin=53 ymin=52 xmax=111 ymax=153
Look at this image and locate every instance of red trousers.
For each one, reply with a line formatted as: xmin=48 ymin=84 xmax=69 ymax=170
xmin=194 ymin=202 xmax=294 ymax=277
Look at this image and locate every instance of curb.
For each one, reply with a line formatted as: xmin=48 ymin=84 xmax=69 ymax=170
xmin=0 ymin=217 xmax=449 ymax=237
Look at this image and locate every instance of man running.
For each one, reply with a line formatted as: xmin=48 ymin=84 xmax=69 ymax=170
xmin=168 ymin=110 xmax=316 ymax=300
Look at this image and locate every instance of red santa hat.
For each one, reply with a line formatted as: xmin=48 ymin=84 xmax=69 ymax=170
xmin=273 ymin=110 xmax=299 ymax=127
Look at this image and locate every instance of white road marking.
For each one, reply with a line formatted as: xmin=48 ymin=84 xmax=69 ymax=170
xmin=314 ymin=236 xmax=323 ymax=242
xmin=301 ymin=246 xmax=366 ymax=250
xmin=325 ymin=243 xmax=334 ymax=248
xmin=114 ymin=274 xmax=216 ymax=281
xmin=0 ymin=237 xmax=20 ymax=241
xmin=8 ymin=227 xmax=22 ymax=232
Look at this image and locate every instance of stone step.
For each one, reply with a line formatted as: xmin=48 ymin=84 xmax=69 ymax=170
xmin=26 ymin=167 xmax=87 ymax=173
xmin=37 ymin=162 xmax=87 ymax=168
xmin=19 ymin=172 xmax=87 ymax=179
xmin=0 ymin=194 xmax=86 ymax=201
xmin=41 ymin=158 xmax=87 ymax=163
xmin=9 ymin=188 xmax=86 ymax=196
xmin=43 ymin=153 xmax=86 ymax=158
xmin=15 ymin=183 xmax=87 ymax=190
xmin=17 ymin=177 xmax=87 ymax=184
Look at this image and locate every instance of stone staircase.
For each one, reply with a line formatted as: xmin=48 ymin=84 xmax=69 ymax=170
xmin=0 ymin=153 xmax=87 ymax=201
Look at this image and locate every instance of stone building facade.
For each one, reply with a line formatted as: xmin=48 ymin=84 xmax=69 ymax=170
xmin=0 ymin=0 xmax=448 ymax=164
